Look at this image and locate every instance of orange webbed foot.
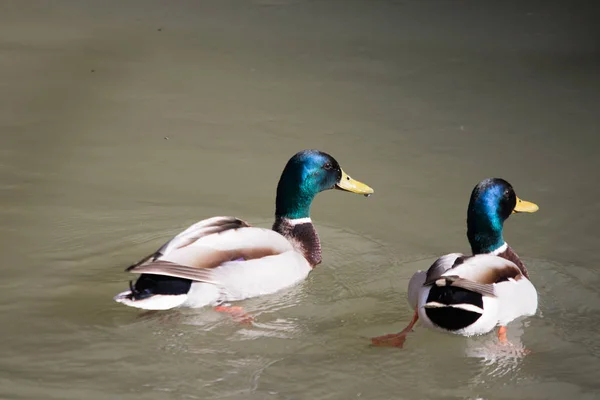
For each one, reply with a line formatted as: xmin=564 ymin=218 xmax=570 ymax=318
xmin=214 ymin=305 xmax=254 ymax=325
xmin=497 ymin=326 xmax=532 ymax=355
xmin=371 ymin=332 xmax=409 ymax=348
xmin=371 ymin=311 xmax=418 ymax=348
xmin=497 ymin=326 xmax=508 ymax=344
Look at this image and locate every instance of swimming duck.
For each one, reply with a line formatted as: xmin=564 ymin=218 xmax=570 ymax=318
xmin=372 ymin=178 xmax=538 ymax=347
xmin=114 ymin=150 xmax=373 ymax=311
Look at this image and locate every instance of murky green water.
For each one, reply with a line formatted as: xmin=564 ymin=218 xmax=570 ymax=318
xmin=1 ymin=1 xmax=599 ymax=399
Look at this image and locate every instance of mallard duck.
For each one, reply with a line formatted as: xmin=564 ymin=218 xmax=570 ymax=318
xmin=372 ymin=178 xmax=538 ymax=347
xmin=114 ymin=150 xmax=373 ymax=312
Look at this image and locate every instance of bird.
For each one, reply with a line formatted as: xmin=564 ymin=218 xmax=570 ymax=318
xmin=372 ymin=178 xmax=538 ymax=347
xmin=114 ymin=149 xmax=373 ymax=317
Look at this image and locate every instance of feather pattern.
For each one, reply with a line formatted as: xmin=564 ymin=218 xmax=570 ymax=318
xmin=127 ymin=217 xmax=295 ymax=274
xmin=436 ymin=254 xmax=523 ymax=285
xmin=128 ymin=261 xmax=219 ymax=283
xmin=432 ymin=276 xmax=496 ymax=297
xmin=126 ymin=216 xmax=250 ymax=271
xmin=424 ymin=253 xmax=465 ymax=284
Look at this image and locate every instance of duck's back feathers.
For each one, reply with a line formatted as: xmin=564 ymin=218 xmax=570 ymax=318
xmin=440 ymin=254 xmax=523 ymax=285
xmin=417 ymin=253 xmax=500 ymax=299
xmin=424 ymin=254 xmax=523 ymax=298
xmin=127 ymin=216 xmax=295 ymax=275
xmin=424 ymin=254 xmax=521 ymax=286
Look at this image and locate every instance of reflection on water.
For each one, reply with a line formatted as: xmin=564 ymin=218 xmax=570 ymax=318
xmin=464 ymin=324 xmax=529 ymax=378
xmin=2 ymin=0 xmax=600 ymax=399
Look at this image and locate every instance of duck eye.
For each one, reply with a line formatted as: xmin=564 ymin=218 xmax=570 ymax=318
xmin=323 ymin=162 xmax=333 ymax=170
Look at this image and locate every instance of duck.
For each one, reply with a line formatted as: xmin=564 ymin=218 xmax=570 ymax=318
xmin=372 ymin=178 xmax=538 ymax=347
xmin=114 ymin=149 xmax=373 ymax=312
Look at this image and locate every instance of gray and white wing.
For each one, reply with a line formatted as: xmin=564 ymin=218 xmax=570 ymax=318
xmin=407 ymin=253 xmax=464 ymax=310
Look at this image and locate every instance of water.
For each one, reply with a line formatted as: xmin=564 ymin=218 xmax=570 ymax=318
xmin=1 ymin=1 xmax=600 ymax=399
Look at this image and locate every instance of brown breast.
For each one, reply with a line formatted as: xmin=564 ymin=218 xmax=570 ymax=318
xmin=496 ymin=245 xmax=529 ymax=279
xmin=272 ymin=218 xmax=322 ymax=267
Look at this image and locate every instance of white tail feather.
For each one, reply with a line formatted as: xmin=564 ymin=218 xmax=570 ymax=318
xmin=423 ymin=302 xmax=484 ymax=314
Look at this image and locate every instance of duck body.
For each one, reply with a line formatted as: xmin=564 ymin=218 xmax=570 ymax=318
xmin=372 ymin=178 xmax=538 ymax=347
xmin=115 ymin=216 xmax=314 ymax=310
xmin=114 ymin=150 xmax=373 ymax=311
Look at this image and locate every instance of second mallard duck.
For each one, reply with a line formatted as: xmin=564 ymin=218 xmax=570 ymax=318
xmin=372 ymin=178 xmax=538 ymax=347
xmin=114 ymin=150 xmax=373 ymax=311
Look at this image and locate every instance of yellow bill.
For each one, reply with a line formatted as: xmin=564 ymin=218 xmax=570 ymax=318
xmin=336 ymin=169 xmax=374 ymax=196
xmin=513 ymin=196 xmax=539 ymax=213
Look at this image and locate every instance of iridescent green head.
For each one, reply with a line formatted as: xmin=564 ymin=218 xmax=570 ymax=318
xmin=467 ymin=178 xmax=539 ymax=254
xmin=275 ymin=150 xmax=373 ymax=219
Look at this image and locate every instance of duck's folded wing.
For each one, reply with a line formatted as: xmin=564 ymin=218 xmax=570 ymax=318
xmin=130 ymin=228 xmax=293 ymax=272
xmin=430 ymin=276 xmax=497 ymax=297
xmin=407 ymin=253 xmax=464 ymax=309
xmin=127 ymin=218 xmax=297 ymax=282
xmin=127 ymin=216 xmax=257 ymax=271
xmin=443 ymin=254 xmax=523 ymax=284
xmin=424 ymin=253 xmax=465 ymax=284
xmin=427 ymin=254 xmax=525 ymax=298
xmin=419 ymin=252 xmax=497 ymax=301
xmin=127 ymin=217 xmax=292 ymax=272
xmin=157 ymin=216 xmax=252 ymax=253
